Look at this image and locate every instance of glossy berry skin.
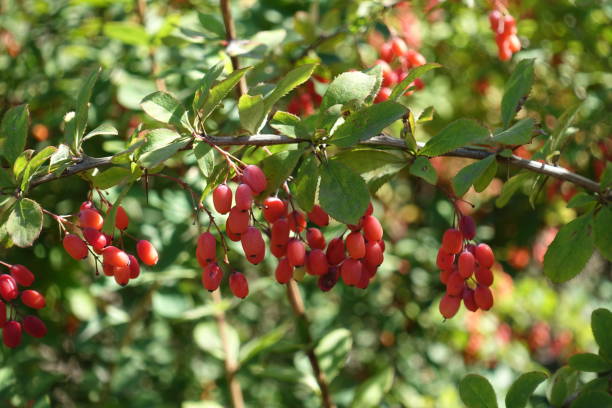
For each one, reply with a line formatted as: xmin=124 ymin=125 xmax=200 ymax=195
xmin=462 ymin=288 xmax=478 ymax=312
xmin=0 ymin=275 xmax=19 ymax=301
xmin=318 ymin=267 xmax=339 ymax=292
xmin=307 ymin=205 xmax=329 ymax=227
xmin=379 ymin=42 xmax=394 ymax=62
xmin=442 ymin=229 xmax=463 ymax=254
xmin=113 ymin=266 xmax=130 ymax=286
xmin=0 ymin=301 xmax=5 ymax=328
xmin=439 ymin=269 xmax=451 ymax=285
xmin=439 ymin=294 xmax=461 ymax=319
xmin=10 ymin=264 xmax=34 ymax=287
xmin=374 ymin=87 xmax=392 ymax=103
xmin=306 ymin=249 xmax=329 ymax=276
xmin=474 ymin=243 xmax=495 ymax=268
xmin=275 ymin=258 xmax=293 ymax=284
xmin=213 ymin=184 xmax=233 ymax=214
xmin=3 ymin=321 xmax=22 ymax=348
xmin=340 ymin=258 xmax=362 ymax=286
xmin=83 ymin=227 xmax=108 ymax=252
xmin=225 ymin=223 xmax=242 ymax=242
xmin=241 ymin=227 xmax=266 ymax=265
xmin=229 ymin=272 xmax=249 ymax=299
xmin=406 ymin=49 xmax=426 ymax=67
xmin=475 ymin=265 xmax=494 ymax=287
xmin=21 ymin=290 xmax=46 ymax=309
xmin=102 ymin=263 xmax=114 ymax=277
xmin=356 ymin=267 xmax=370 ymax=289
xmin=23 ymin=315 xmax=47 ymax=338
xmin=287 ymin=239 xmax=306 ymax=267
xmin=235 ymin=184 xmax=254 ymax=210
xmin=436 ymin=249 xmax=455 ymax=272
xmin=197 ymin=232 xmax=217 ymax=264
xmin=459 ymin=215 xmax=476 ymax=240
xmin=271 ymin=218 xmax=290 ymax=247
xmin=241 ymin=165 xmax=267 ymax=194
xmin=458 ymin=251 xmax=476 ymax=279
xmin=135 ymin=240 xmax=158 ymax=266
xmin=102 ymin=246 xmax=130 ymax=267
xmin=227 ymin=207 xmax=250 ymax=234
xmin=128 ymin=255 xmax=140 ymax=279
xmin=326 ymin=238 xmax=346 ymax=266
xmin=79 ymin=208 xmax=104 ymax=230
xmin=474 ymin=285 xmax=494 ymax=310
xmin=288 ymin=211 xmax=306 ymax=233
xmin=446 ymin=272 xmax=465 ymax=297
xmin=202 ymin=263 xmax=223 ymax=292
xmin=262 ymin=197 xmax=286 ymax=223
xmin=391 ymin=37 xmax=409 ymax=57
xmin=346 ymin=232 xmax=366 ymax=259
xmin=508 ymin=35 xmax=521 ymax=52
xmin=306 ymin=228 xmax=326 ymax=250
xmin=63 ymin=234 xmax=89 ymax=260
xmin=270 ymin=242 xmax=287 ymax=258
xmin=364 ymin=241 xmax=384 ymax=269
xmin=115 ymin=206 xmax=129 ymax=230
xmin=489 ymin=10 xmax=502 ymax=33
xmin=362 ymin=215 xmax=383 ymax=242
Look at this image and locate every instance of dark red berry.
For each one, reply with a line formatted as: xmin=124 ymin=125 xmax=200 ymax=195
xmin=102 ymin=246 xmax=130 ymax=267
xmin=317 ymin=267 xmax=339 ymax=292
xmin=462 ymin=288 xmax=478 ymax=312
xmin=307 ymin=205 xmax=329 ymax=227
xmin=306 ymin=249 xmax=329 ymax=276
xmin=474 ymin=285 xmax=494 ymax=310
xmin=21 ymin=289 xmax=46 ymax=309
xmin=3 ymin=321 xmax=22 ymax=348
xmin=441 ymin=228 xmax=463 ymax=254
xmin=474 ymin=243 xmax=494 ymax=268
xmin=0 ymin=275 xmax=18 ymax=301
xmin=271 ymin=218 xmax=290 ymax=246
xmin=262 ymin=197 xmax=286 ymax=223
xmin=459 ymin=215 xmax=476 ymax=240
xmin=241 ymin=227 xmax=266 ymax=265
xmin=475 ymin=265 xmax=494 ymax=286
xmin=445 ymin=272 xmax=465 ymax=297
xmin=439 ymin=294 xmax=461 ymax=319
xmin=287 ymin=239 xmax=306 ymax=267
xmin=115 ymin=206 xmax=129 ymax=230
xmin=113 ymin=265 xmax=130 ymax=286
xmin=83 ymin=227 xmax=108 ymax=251
xmin=227 ymin=206 xmax=250 ymax=234
xmin=458 ymin=251 xmax=475 ymax=279
xmin=340 ymin=259 xmax=362 ymax=286
xmin=275 ymin=258 xmax=293 ymax=284
xmin=229 ymin=272 xmax=249 ymax=298
xmin=306 ymin=228 xmax=326 ymax=250
xmin=326 ymin=237 xmax=345 ymax=266
xmin=288 ymin=211 xmax=306 ymax=233
xmin=196 ymin=232 xmax=217 ymax=264
xmin=23 ymin=315 xmax=47 ymax=338
xmin=10 ymin=264 xmax=34 ymax=287
xmin=202 ymin=263 xmax=223 ymax=291
xmin=436 ymin=249 xmax=455 ymax=271
xmin=128 ymin=255 xmax=140 ymax=279
xmin=362 ymin=215 xmax=383 ymax=242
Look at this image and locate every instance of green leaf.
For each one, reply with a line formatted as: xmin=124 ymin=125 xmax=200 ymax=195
xmin=259 ymin=148 xmax=304 ymax=198
xmin=420 ymin=119 xmax=490 ymax=157
xmin=566 ymin=193 xmax=597 ymax=209
xmin=83 ymin=123 xmax=118 ymax=141
xmin=330 ymin=101 xmax=407 ymax=148
xmin=409 ymin=156 xmax=438 ymax=185
xmin=417 ymin=106 xmax=435 ymax=123
xmin=319 ymin=161 xmax=369 ymax=224
xmin=263 ymin=64 xmax=316 ymax=113
xmin=491 ymin=118 xmax=535 ymax=145
xmin=600 ymin=162 xmax=612 ymax=189
xmin=200 ymin=67 xmax=251 ymax=121
xmin=270 ymin=111 xmax=300 ymax=138
xmin=291 ymin=155 xmax=318 ymax=212
xmin=591 ymin=308 xmax=612 ymax=360
xmin=593 ymin=206 xmax=612 ymax=261
xmin=1 ymin=104 xmax=29 ymax=166
xmin=363 ymin=64 xmax=383 ymax=105
xmin=547 ymin=366 xmax=578 ymax=407
xmin=350 ymin=367 xmax=394 ymax=408
xmin=315 ymin=328 xmax=352 ymax=382
xmin=505 ymin=371 xmax=548 ymax=408
xmin=238 ymin=94 xmax=265 ymax=134
xmin=568 ymin=353 xmax=612 ymax=372
xmin=71 ymin=67 xmax=101 ymax=153
xmin=543 ymin=213 xmax=594 ymax=283
xmin=390 ymin=63 xmax=442 ymax=100
xmin=193 ymin=321 xmax=240 ymax=361
xmin=104 ymin=22 xmax=149 ymax=45
xmin=452 ymin=155 xmax=497 ymax=197
xmin=194 ymin=141 xmax=215 ymax=178
xmin=6 ymin=198 xmax=43 ymax=248
xmin=20 ymin=146 xmax=57 ymax=192
xmin=197 ymin=13 xmax=226 ymax=37
xmin=403 ymin=110 xmax=417 ymax=151
xmin=459 ymin=374 xmax=498 ymax=408
xmin=239 ymin=325 xmax=289 ymax=366
xmin=496 ymin=172 xmax=533 ymax=208
xmin=501 ymin=59 xmax=534 ymax=128
xmin=91 ymin=167 xmax=132 ymax=190
xmin=570 ymin=391 xmax=612 ymax=408
xmin=140 ymin=91 xmax=190 ymax=130
xmin=138 ymin=129 xmax=190 ymax=169
xmin=474 ymin=157 xmax=498 ymax=193
xmin=321 ymin=71 xmax=377 ymax=109
xmin=200 ymin=161 xmax=229 ymax=201
xmin=13 ymin=150 xmax=34 ymax=183
xmin=548 ymin=104 xmax=581 ymax=161
xmin=193 ymin=64 xmax=224 ymax=112
xmin=332 ymin=148 xmax=407 ymax=193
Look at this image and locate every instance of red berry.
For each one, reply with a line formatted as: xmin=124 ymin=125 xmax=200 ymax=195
xmin=227 ymin=206 xmax=250 ymax=234
xmin=489 ymin=10 xmax=502 ymax=33
xmin=262 ymin=197 xmax=286 ymax=223
xmin=475 ymin=265 xmax=494 ymax=287
xmin=288 ymin=211 xmax=306 ymax=233
xmin=307 ymin=205 xmax=330 ymax=227
xmin=441 ymin=228 xmax=463 ymax=254
xmin=275 ymin=258 xmax=293 ymax=284
xmin=376 ymin=60 xmax=396 ymax=87
xmin=474 ymin=243 xmax=494 ymax=268
xmin=446 ymin=272 xmax=465 ymax=296
xmin=9 ymin=264 xmax=34 ymax=287
xmin=202 ymin=263 xmax=223 ymax=291
xmin=113 ymin=265 xmax=130 ymax=286
xmin=355 ymin=265 xmax=370 ymax=289
xmin=225 ymin=223 xmax=242 ymax=242
xmin=3 ymin=321 xmax=22 ymax=348
xmin=413 ymin=78 xmax=425 ymax=90
xmin=23 ymin=315 xmax=47 ymax=338
xmin=364 ymin=202 xmax=374 ymax=217
xmin=391 ymin=37 xmax=409 ymax=57
xmin=474 ymin=285 xmax=494 ymax=310
xmin=21 ymin=289 xmax=45 ymax=309
xmin=439 ymin=269 xmax=451 ymax=285
xmin=340 ymin=258 xmax=362 ymax=286
xmin=306 ymin=249 xmax=329 ymax=276
xmin=287 ymin=239 xmax=306 ymax=267
xmin=229 ymin=272 xmax=249 ymax=299
xmin=137 ymin=240 xmax=159 ymax=266
xmin=345 ymin=232 xmax=366 ymax=259
xmin=406 ymin=49 xmax=426 ymax=67
xmin=502 ymin=15 xmax=517 ymax=35
xmin=439 ymin=294 xmax=461 ymax=319
xmin=459 ymin=215 xmax=476 ymax=240
xmin=271 ymin=218 xmax=290 ymax=247
xmin=362 ymin=215 xmax=383 ymax=242
xmin=436 ymin=249 xmax=455 ymax=271
xmin=375 ymin=87 xmax=392 ymax=103
xmin=63 ymin=234 xmax=89 ymax=260
xmin=102 ymin=263 xmax=114 ymax=277
xmin=458 ymin=251 xmax=476 ymax=279
xmin=196 ymin=232 xmax=217 ymax=264
xmin=80 ymin=201 xmax=94 ymax=210
xmin=102 ymin=246 xmax=130 ymax=267
xmin=79 ymin=208 xmax=104 ymax=230
xmin=235 ymin=184 xmax=254 ymax=210
xmin=508 ymin=34 xmax=521 ymax=52
xmin=317 ymin=267 xmax=339 ymax=292
xmin=326 ymin=237 xmax=346 ymax=266
xmin=270 ymin=242 xmax=287 ymax=258
xmin=0 ymin=275 xmax=19 ymax=301
xmin=241 ymin=165 xmax=267 ymax=194
xmin=128 ymin=255 xmax=140 ymax=279
xmin=306 ymin=228 xmax=326 ymax=250
xmin=379 ymin=42 xmax=394 ymax=62
xmin=498 ymin=38 xmax=512 ymax=61
xmin=115 ymin=206 xmax=129 ymax=230
xmin=83 ymin=227 xmax=108 ymax=251
xmin=0 ymin=301 xmax=5 ymax=328
xmin=462 ymin=288 xmax=478 ymax=312
xmin=364 ymin=241 xmax=384 ymax=269
xmin=241 ymin=227 xmax=266 ymax=265
xmin=213 ymin=184 xmax=233 ymax=214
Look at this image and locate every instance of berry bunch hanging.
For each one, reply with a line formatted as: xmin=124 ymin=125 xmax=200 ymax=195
xmin=489 ymin=10 xmax=521 ymax=61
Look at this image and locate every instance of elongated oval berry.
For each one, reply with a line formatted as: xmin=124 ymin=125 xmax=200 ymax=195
xmin=262 ymin=197 xmax=286 ymax=223
xmin=0 ymin=275 xmax=19 ymax=301
xmin=306 ymin=249 xmax=329 ymax=276
xmin=362 ymin=216 xmax=383 ymax=242
xmin=439 ymin=294 xmax=461 ymax=319
xmin=225 ymin=222 xmax=242 ymax=242
xmin=439 ymin=269 xmax=451 ymax=285
xmin=275 ymin=258 xmax=293 ymax=284
xmin=213 ymin=184 xmax=233 ymax=214
xmin=459 ymin=215 xmax=476 ymax=240
xmin=202 ymin=263 xmax=223 ymax=291
xmin=3 ymin=321 xmax=22 ymax=348
xmin=474 ymin=243 xmax=494 ymax=268
xmin=462 ymin=288 xmax=478 ymax=312
xmin=441 ymin=228 xmax=463 ymax=254
xmin=306 ymin=228 xmax=326 ymax=250
xmin=227 ymin=206 xmax=250 ymax=234
xmin=23 ymin=315 xmax=47 ymax=338
xmin=83 ymin=227 xmax=108 ymax=252
xmin=127 ymin=254 xmax=140 ymax=279
xmin=318 ymin=267 xmax=339 ymax=292
xmin=326 ymin=237 xmax=345 ymax=265
xmin=307 ymin=205 xmax=329 ymax=227
xmin=287 ymin=239 xmax=306 ymax=267
xmin=229 ymin=272 xmax=249 ymax=298
xmin=475 ymin=265 xmax=494 ymax=286
xmin=270 ymin=242 xmax=287 ymax=258
xmin=340 ymin=258 xmax=362 ymax=286
xmin=242 ymin=165 xmax=267 ymax=194
xmin=79 ymin=208 xmax=104 ymax=230
xmin=346 ymin=232 xmax=366 ymax=259
xmin=474 ymin=285 xmax=494 ymax=310
xmin=114 ymin=206 xmax=129 ymax=230
xmin=271 ymin=218 xmax=290 ymax=246
xmin=137 ymin=240 xmax=159 ymax=266
xmin=391 ymin=37 xmax=409 ymax=57
xmin=113 ymin=265 xmax=130 ymax=286
xmin=102 ymin=246 xmax=130 ymax=267
xmin=0 ymin=301 xmax=6 ymax=328
xmin=355 ymin=265 xmax=370 ymax=289
xmin=235 ymin=184 xmax=254 ymax=210
xmin=364 ymin=241 xmax=384 ymax=269
xmin=10 ymin=264 xmax=34 ymax=287
xmin=458 ymin=251 xmax=476 ymax=279
xmin=436 ymin=249 xmax=455 ymax=272
xmin=197 ymin=232 xmax=217 ymax=264
xmin=446 ymin=272 xmax=465 ymax=297
xmin=21 ymin=289 xmax=45 ymax=309
xmin=241 ymin=227 xmax=266 ymax=265
xmin=288 ymin=211 xmax=306 ymax=233
xmin=63 ymin=234 xmax=89 ymax=260
xmin=102 ymin=263 xmax=114 ymax=277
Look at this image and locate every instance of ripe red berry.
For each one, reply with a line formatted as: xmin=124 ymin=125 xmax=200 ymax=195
xmin=0 ymin=275 xmax=19 ymax=301
xmin=459 ymin=215 xmax=476 ymax=240
xmin=441 ymin=228 xmax=463 ymax=254
xmin=474 ymin=243 xmax=494 ymax=268
xmin=379 ymin=42 xmax=394 ymax=62
xmin=3 ymin=321 xmax=22 ymax=348
xmin=241 ymin=165 xmax=267 ymax=194
xmin=10 ymin=264 xmax=34 ymax=287
xmin=213 ymin=184 xmax=233 ymax=214
xmin=128 ymin=254 xmax=140 ymax=279
xmin=439 ymin=294 xmax=461 ymax=319
xmin=306 ymin=228 xmax=326 ymax=250
xmin=229 ymin=272 xmax=249 ymax=299
xmin=115 ymin=206 xmax=129 ymax=230
xmin=436 ymin=249 xmax=455 ymax=271
xmin=102 ymin=263 xmax=114 ymax=277
xmin=0 ymin=301 xmax=5 ymax=328
xmin=196 ymin=232 xmax=217 ymax=264
xmin=326 ymin=237 xmax=346 ymax=265
xmin=288 ymin=211 xmax=306 ymax=233
xmin=307 ymin=205 xmax=330 ymax=227
xmin=102 ymin=246 xmax=130 ymax=267
xmin=489 ymin=10 xmax=502 ymax=33
xmin=475 ymin=265 xmax=494 ymax=286
xmin=79 ymin=208 xmax=104 ymax=230
xmin=262 ymin=197 xmax=286 ymax=223
xmin=364 ymin=202 xmax=374 ymax=217
xmin=225 ymin=223 xmax=242 ymax=242
xmin=318 ymin=267 xmax=339 ymax=292
xmin=270 ymin=242 xmax=287 ymax=258
xmin=202 ymin=263 xmax=223 ymax=291
xmin=136 ymin=240 xmax=159 ymax=266
xmin=474 ymin=285 xmax=494 ymax=310
xmin=345 ymin=232 xmax=366 ymax=259
xmin=391 ymin=37 xmax=409 ymax=57
xmin=241 ymin=227 xmax=266 ymax=265
xmin=227 ymin=206 xmax=250 ymax=234
xmin=271 ymin=218 xmax=290 ymax=247
xmin=235 ymin=184 xmax=254 ymax=210
xmin=445 ymin=272 xmax=465 ymax=297
xmin=375 ymin=87 xmax=392 ymax=103
xmin=23 ymin=315 xmax=47 ymax=338
xmin=508 ymin=34 xmax=521 ymax=52
xmin=287 ymin=239 xmax=306 ymax=267
xmin=406 ymin=49 xmax=426 ymax=67
xmin=21 ymin=290 xmax=45 ymax=309
xmin=275 ymin=258 xmax=293 ymax=284
xmin=63 ymin=234 xmax=89 ymax=260
xmin=439 ymin=269 xmax=451 ymax=285
xmin=502 ymin=15 xmax=517 ymax=35
xmin=362 ymin=215 xmax=383 ymax=242
xmin=355 ymin=265 xmax=370 ymax=289
xmin=364 ymin=241 xmax=384 ymax=269
xmin=462 ymin=288 xmax=478 ymax=312
xmin=306 ymin=249 xmax=329 ymax=276
xmin=340 ymin=259 xmax=362 ymax=286
xmin=458 ymin=251 xmax=476 ymax=279
xmin=82 ymin=227 xmax=108 ymax=252
xmin=113 ymin=265 xmax=130 ymax=286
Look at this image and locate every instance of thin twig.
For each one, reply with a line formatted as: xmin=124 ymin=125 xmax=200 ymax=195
xmin=219 ymin=0 xmax=247 ymax=97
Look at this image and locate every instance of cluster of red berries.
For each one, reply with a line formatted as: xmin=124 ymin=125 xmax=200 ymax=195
xmin=489 ymin=10 xmax=521 ymax=61
xmin=287 ymin=77 xmax=327 ymax=117
xmin=374 ymin=36 xmax=427 ymax=102
xmin=197 ymin=164 xmax=386 ymax=298
xmin=62 ymin=201 xmax=159 ymax=286
xmin=0 ymin=262 xmax=47 ymax=348
xmin=436 ymin=214 xmax=495 ymax=319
